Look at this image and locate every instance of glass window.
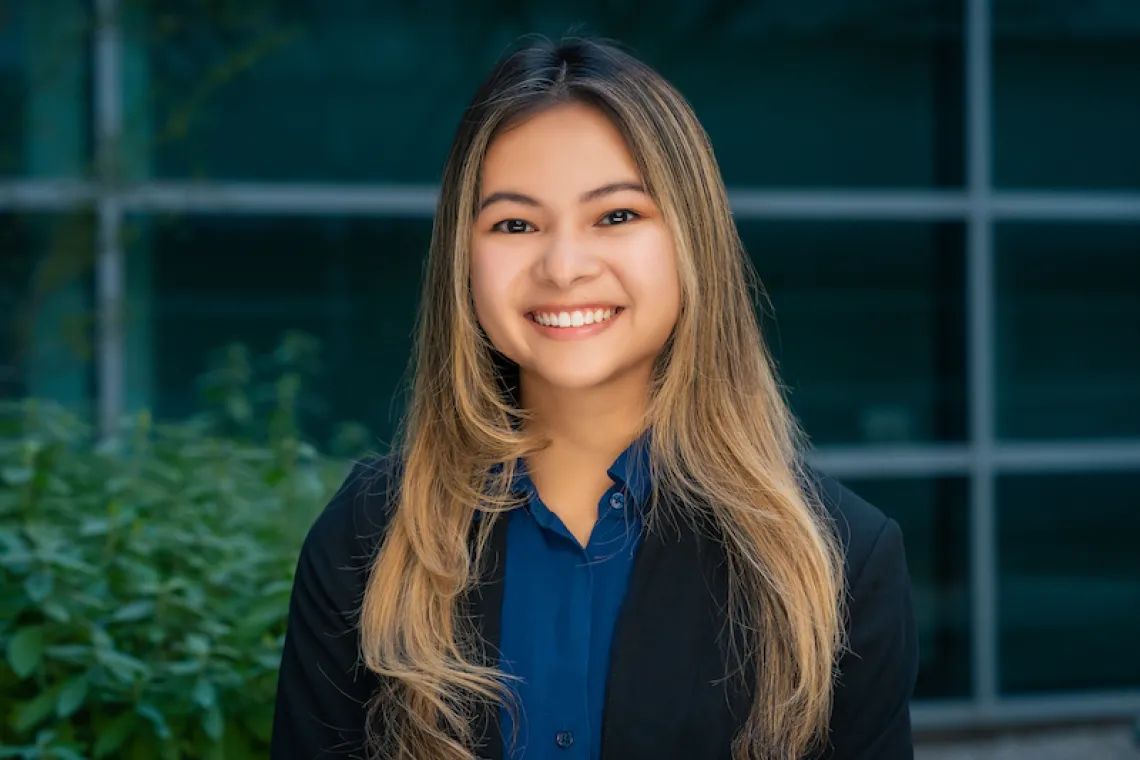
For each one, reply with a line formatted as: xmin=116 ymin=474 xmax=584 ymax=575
xmin=136 ymin=1 xmax=963 ymax=187
xmin=998 ymin=471 xmax=1140 ymax=694
xmin=740 ymin=221 xmax=967 ymax=446
xmin=0 ymin=212 xmax=95 ymax=414
xmin=125 ymin=214 xmax=430 ymax=447
xmin=996 ymin=223 xmax=1140 ymax=440
xmin=994 ymin=0 xmax=1140 ymax=189
xmin=0 ymin=1 xmax=90 ymax=178
xmin=838 ymin=476 xmax=971 ymax=699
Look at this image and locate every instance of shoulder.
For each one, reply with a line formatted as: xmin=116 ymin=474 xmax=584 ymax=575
xmin=809 ymin=469 xmax=900 ymax=589
xmin=809 ymin=470 xmax=918 ymax=757
xmin=298 ymin=453 xmax=402 ymax=585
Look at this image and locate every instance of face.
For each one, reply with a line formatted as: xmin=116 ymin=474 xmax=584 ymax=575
xmin=469 ymin=102 xmax=682 ymax=397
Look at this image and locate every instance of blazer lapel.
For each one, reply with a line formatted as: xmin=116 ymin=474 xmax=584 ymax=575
xmin=599 ymin=508 xmax=753 ymax=760
xmin=465 ymin=515 xmax=509 ymax=760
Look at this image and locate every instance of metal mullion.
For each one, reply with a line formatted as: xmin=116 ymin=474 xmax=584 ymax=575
xmin=992 ymin=192 xmax=1140 ymax=221
xmin=966 ymin=0 xmax=999 ymax=708
xmin=0 ymin=180 xmax=97 ymax=209
xmin=9 ymin=180 xmax=1136 ymax=222
xmin=912 ymin=690 xmax=1140 ymax=730
xmin=94 ymin=0 xmax=125 ymax=439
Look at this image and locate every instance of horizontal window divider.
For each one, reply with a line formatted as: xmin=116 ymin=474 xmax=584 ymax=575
xmin=810 ymin=445 xmax=973 ymax=477
xmin=0 ymin=181 xmax=98 ymax=209
xmin=3 ymin=181 xmax=1140 ymax=222
xmin=991 ymin=439 xmax=1140 ymax=472
xmin=992 ymin=192 xmax=1140 ymax=221
xmin=812 ymin=439 xmax=1140 ymax=478
xmin=911 ymin=690 xmax=1140 ymax=732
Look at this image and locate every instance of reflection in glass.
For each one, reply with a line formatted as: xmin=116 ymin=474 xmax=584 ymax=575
xmin=994 ymin=0 xmax=1140 ymax=189
xmin=739 ymin=221 xmax=967 ymax=446
xmin=996 ymin=223 xmax=1140 ymax=440
xmin=0 ymin=1 xmax=90 ymax=178
xmin=137 ymin=1 xmax=962 ymax=187
xmin=998 ymin=471 xmax=1140 ymax=693
xmin=839 ymin=476 xmax=971 ymax=699
xmin=126 ymin=215 xmax=431 ymax=447
xmin=0 ymin=213 xmax=95 ymax=413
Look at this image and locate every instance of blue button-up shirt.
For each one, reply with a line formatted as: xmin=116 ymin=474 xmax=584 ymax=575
xmin=498 ymin=438 xmax=652 ymax=760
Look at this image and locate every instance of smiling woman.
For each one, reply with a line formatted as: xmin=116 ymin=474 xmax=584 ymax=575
xmin=272 ymin=37 xmax=917 ymax=760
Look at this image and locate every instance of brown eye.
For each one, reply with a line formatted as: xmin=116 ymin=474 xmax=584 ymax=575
xmin=599 ymin=209 xmax=639 ymax=226
xmin=493 ymin=219 xmax=535 ymax=234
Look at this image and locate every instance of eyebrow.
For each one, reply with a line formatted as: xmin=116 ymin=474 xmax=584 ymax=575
xmin=478 ymin=181 xmax=647 ymax=212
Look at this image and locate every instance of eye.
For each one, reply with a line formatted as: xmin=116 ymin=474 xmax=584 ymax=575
xmin=492 ymin=219 xmax=536 ymax=234
xmin=598 ymin=209 xmax=640 ymax=226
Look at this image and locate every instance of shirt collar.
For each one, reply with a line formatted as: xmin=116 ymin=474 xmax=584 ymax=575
xmin=478 ymin=429 xmax=654 ymax=518
xmin=606 ymin=429 xmax=653 ymax=508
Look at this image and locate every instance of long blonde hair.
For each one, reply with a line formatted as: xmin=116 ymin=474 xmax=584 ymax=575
xmin=360 ymin=37 xmax=845 ymax=760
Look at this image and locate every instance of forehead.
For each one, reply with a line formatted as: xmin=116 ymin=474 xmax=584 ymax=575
xmin=480 ymin=102 xmax=642 ymax=194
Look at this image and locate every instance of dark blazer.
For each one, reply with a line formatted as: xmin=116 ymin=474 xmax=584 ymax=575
xmin=271 ymin=457 xmax=918 ymax=760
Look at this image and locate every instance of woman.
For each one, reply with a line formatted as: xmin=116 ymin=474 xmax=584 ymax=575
xmin=272 ymin=37 xmax=917 ymax=760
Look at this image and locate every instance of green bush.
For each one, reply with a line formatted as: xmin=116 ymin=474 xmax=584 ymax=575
xmin=0 ymin=338 xmax=366 ymax=759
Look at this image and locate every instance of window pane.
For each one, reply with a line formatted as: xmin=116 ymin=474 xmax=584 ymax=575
xmin=996 ymin=224 xmax=1140 ymax=440
xmin=994 ymin=1 xmax=1140 ymax=189
xmin=139 ymin=1 xmax=963 ymax=187
xmin=0 ymin=1 xmax=90 ymax=178
xmin=126 ymin=215 xmax=428 ymax=448
xmin=998 ymin=471 xmax=1140 ymax=693
xmin=0 ymin=212 xmax=95 ymax=415
xmin=838 ymin=476 xmax=971 ymax=699
xmin=741 ymin=221 xmax=967 ymax=445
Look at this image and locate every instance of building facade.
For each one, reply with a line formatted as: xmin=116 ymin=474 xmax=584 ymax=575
xmin=2 ymin=0 xmax=1139 ymax=731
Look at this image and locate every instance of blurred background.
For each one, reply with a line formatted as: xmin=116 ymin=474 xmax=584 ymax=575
xmin=1 ymin=0 xmax=1138 ymax=758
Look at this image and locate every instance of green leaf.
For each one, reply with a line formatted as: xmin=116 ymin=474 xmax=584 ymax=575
xmin=55 ymin=675 xmax=88 ymax=718
xmin=191 ymin=678 xmax=217 ymax=710
xmin=111 ymin=600 xmax=154 ymax=623
xmin=136 ymin=703 xmax=171 ymax=740
xmin=202 ymin=703 xmax=225 ymax=741
xmin=96 ymin=648 xmax=151 ymax=683
xmin=49 ymin=749 xmax=87 ymax=760
xmin=24 ymin=570 xmax=53 ymax=603
xmin=7 ymin=625 xmax=45 ymax=679
xmin=11 ymin=685 xmax=58 ymax=733
xmin=93 ymin=711 xmax=139 ymax=759
xmin=42 ymin=600 xmax=71 ymax=623
xmin=184 ymin=633 xmax=211 ymax=657
xmin=45 ymin=644 xmax=90 ymax=664
xmin=1 ymin=466 xmax=33 ymax=486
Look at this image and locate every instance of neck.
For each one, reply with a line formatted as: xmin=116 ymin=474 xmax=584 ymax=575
xmin=520 ymin=371 xmax=649 ymax=463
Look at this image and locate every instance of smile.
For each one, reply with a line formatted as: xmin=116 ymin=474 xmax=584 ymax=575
xmin=528 ymin=307 xmax=622 ymax=328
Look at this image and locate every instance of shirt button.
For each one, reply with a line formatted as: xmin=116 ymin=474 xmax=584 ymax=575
xmin=555 ymin=731 xmax=574 ymax=749
xmin=609 ymin=491 xmax=626 ymax=510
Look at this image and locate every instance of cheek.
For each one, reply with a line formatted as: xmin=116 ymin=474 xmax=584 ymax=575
xmin=469 ymin=244 xmax=519 ymax=344
xmin=624 ymin=231 xmax=682 ymax=322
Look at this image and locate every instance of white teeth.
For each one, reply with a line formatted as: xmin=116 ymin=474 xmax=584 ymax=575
xmin=531 ymin=308 xmax=620 ymax=328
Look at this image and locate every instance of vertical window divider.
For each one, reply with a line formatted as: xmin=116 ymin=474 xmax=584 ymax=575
xmin=966 ymin=0 xmax=999 ymax=709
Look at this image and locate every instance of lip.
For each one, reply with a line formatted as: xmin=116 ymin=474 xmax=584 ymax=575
xmin=525 ymin=306 xmax=624 ymax=340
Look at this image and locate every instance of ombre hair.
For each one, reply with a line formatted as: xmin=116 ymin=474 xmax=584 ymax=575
xmin=360 ymin=37 xmax=846 ymax=760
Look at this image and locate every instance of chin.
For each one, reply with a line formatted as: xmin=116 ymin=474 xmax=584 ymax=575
xmin=524 ymin=360 xmax=625 ymax=393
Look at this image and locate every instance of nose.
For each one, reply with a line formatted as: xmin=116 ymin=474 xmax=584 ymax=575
xmin=535 ymin=229 xmax=603 ymax=289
